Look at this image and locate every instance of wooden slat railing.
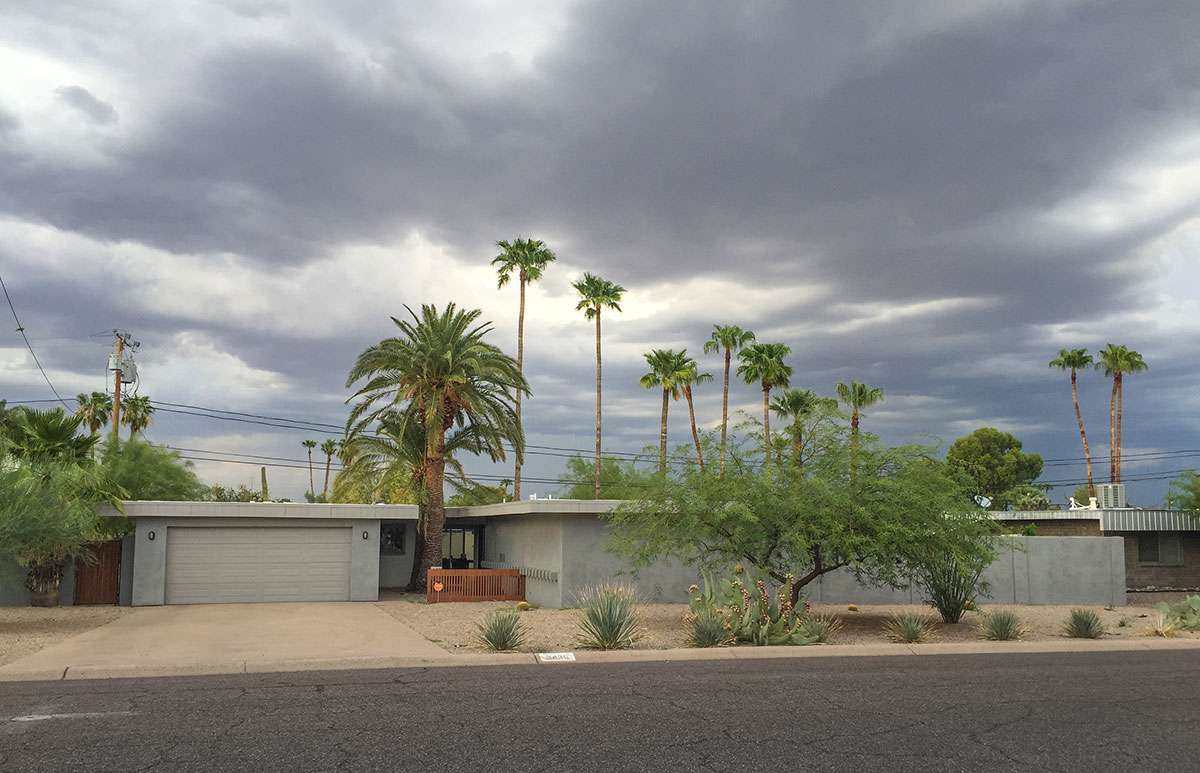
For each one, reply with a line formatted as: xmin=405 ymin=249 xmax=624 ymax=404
xmin=427 ymin=569 xmax=525 ymax=603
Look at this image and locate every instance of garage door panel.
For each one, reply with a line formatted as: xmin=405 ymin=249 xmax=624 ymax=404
xmin=164 ymin=527 xmax=353 ymax=604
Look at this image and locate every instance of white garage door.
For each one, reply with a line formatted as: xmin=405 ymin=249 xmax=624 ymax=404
xmin=164 ymin=527 xmax=353 ymax=604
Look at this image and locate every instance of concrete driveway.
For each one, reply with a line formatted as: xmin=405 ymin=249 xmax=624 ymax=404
xmin=0 ymin=602 xmax=449 ymax=681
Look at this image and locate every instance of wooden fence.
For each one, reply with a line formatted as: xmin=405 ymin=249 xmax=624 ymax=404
xmin=426 ymin=569 xmax=525 ymax=603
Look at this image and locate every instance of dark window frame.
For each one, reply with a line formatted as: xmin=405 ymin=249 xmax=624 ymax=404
xmin=1138 ymin=532 xmax=1182 ymax=565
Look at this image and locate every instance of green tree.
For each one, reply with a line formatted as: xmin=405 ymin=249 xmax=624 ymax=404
xmin=606 ymin=430 xmax=996 ymax=605
xmin=736 ymin=342 xmax=792 ymax=463
xmin=770 ymin=388 xmax=837 ymax=467
xmin=703 ymin=325 xmax=755 ymax=475
xmin=446 ymin=481 xmax=511 ymax=507
xmin=493 ymin=237 xmax=556 ymax=501
xmin=557 ymin=453 xmax=656 ymax=500
xmin=638 ymin=348 xmax=691 ymax=481
xmin=345 ymin=303 xmax=527 ymax=589
xmin=99 ymin=439 xmax=207 ymax=501
xmin=1095 ymin=344 xmax=1148 ymax=483
xmin=120 ymin=395 xmax=155 ymax=438
xmin=75 ymin=391 xmax=113 ymax=436
xmin=203 ymin=484 xmax=264 ymax=502
xmin=3 ymin=406 xmax=99 ymax=462
xmin=572 ymin=273 xmax=625 ymax=499
xmin=301 ymin=439 xmax=317 ymax=496
xmin=1166 ymin=471 xmax=1200 ymax=514
xmin=1049 ymin=348 xmax=1096 ymax=498
xmin=835 ymin=380 xmax=884 ymax=450
xmin=320 ymin=439 xmax=338 ymax=497
xmin=946 ymin=427 xmax=1044 ymax=510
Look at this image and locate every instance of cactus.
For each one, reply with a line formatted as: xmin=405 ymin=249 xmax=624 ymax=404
xmin=688 ymin=572 xmax=816 ymax=646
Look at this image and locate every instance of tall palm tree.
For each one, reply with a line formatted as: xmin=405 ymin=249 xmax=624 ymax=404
xmin=1049 ymin=348 xmax=1096 ymax=497
xmin=835 ymin=380 xmax=884 ymax=450
xmin=119 ymin=395 xmax=155 ymax=438
xmin=703 ymin=325 xmax=755 ymax=475
xmin=5 ymin=407 xmax=98 ymax=462
xmin=320 ymin=439 xmax=338 ymax=497
xmin=736 ymin=342 xmax=792 ymax=464
xmin=638 ymin=348 xmax=691 ymax=481
xmin=1095 ymin=344 xmax=1148 ymax=483
xmin=346 ymin=303 xmax=527 ymax=589
xmin=301 ymin=439 xmax=317 ymax=496
xmin=679 ymin=356 xmax=713 ymax=471
xmin=770 ymin=388 xmax=832 ymax=467
xmin=74 ymin=392 xmax=113 ymax=436
xmin=572 ymin=273 xmax=626 ymax=499
xmin=493 ymin=237 xmax=556 ymax=501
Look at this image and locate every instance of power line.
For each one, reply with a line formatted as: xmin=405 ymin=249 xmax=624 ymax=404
xmin=0 ymin=275 xmax=71 ymax=409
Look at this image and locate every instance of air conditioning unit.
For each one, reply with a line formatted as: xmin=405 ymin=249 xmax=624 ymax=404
xmin=1096 ymin=483 xmax=1126 ymax=509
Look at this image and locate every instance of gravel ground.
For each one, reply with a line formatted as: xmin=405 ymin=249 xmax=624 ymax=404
xmin=377 ymin=590 xmax=1200 ymax=654
xmin=0 ymin=606 xmax=131 ymax=666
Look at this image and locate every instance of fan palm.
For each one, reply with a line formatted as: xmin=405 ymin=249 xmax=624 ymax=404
xmin=120 ymin=395 xmax=155 ymax=438
xmin=638 ymin=348 xmax=691 ymax=480
xmin=836 ymin=380 xmax=884 ymax=450
xmin=493 ymin=237 xmax=556 ymax=501
xmin=1095 ymin=344 xmax=1148 ymax=483
xmin=345 ymin=303 xmax=527 ymax=589
xmin=302 ymin=439 xmax=317 ymax=496
xmin=74 ymin=392 xmax=113 ymax=436
xmin=770 ymin=388 xmax=834 ymax=467
xmin=1049 ymin=348 xmax=1096 ymax=497
xmin=736 ymin=343 xmax=792 ymax=464
xmin=5 ymin=407 xmax=98 ymax=463
xmin=703 ymin=325 xmax=755 ymax=475
xmin=573 ymin=273 xmax=626 ymax=498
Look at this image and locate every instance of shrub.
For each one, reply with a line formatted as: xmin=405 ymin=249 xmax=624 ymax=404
xmin=576 ymin=584 xmax=642 ymax=650
xmin=795 ymin=613 xmax=844 ymax=643
xmin=1144 ymin=604 xmax=1184 ymax=637
xmin=1162 ymin=596 xmax=1200 ymax=631
xmin=885 ymin=613 xmax=937 ymax=643
xmin=979 ymin=609 xmax=1022 ymax=641
xmin=475 ymin=609 xmax=529 ymax=651
xmin=919 ymin=550 xmax=989 ymax=624
xmin=686 ymin=609 xmax=735 ymax=648
xmin=1063 ymin=609 xmax=1105 ymax=639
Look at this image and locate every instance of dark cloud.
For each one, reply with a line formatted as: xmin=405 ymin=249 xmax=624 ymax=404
xmin=54 ymin=85 xmax=118 ymax=124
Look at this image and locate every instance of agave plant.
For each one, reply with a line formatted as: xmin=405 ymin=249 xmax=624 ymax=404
xmin=686 ymin=609 xmax=735 ymax=648
xmin=476 ymin=609 xmax=529 ymax=651
xmin=979 ymin=609 xmax=1023 ymax=641
xmin=1062 ymin=609 xmax=1105 ymax=639
xmin=576 ymin=584 xmax=642 ymax=650
xmin=885 ymin=613 xmax=937 ymax=643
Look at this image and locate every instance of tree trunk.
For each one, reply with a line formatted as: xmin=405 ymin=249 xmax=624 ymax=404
xmin=307 ymin=450 xmax=315 ymax=496
xmin=1115 ymin=372 xmax=1123 ymax=483
xmin=685 ymin=385 xmax=704 ymax=471
xmin=594 ymin=310 xmax=602 ymax=499
xmin=658 ymin=388 xmax=669 ymax=482
xmin=406 ymin=511 xmax=425 ymax=591
xmin=851 ymin=410 xmax=860 ymax=450
xmin=26 ymin=562 xmax=62 ymax=607
xmin=720 ymin=348 xmax=730 ymax=476
xmin=1071 ymin=369 xmax=1095 ymax=497
xmin=323 ymin=455 xmax=332 ymax=497
xmin=514 ymin=271 xmax=526 ymax=501
xmin=761 ymin=383 xmax=771 ymax=466
xmin=1109 ymin=375 xmax=1118 ymax=482
xmin=415 ymin=430 xmax=448 ymax=591
xmin=792 ymin=419 xmax=802 ymax=467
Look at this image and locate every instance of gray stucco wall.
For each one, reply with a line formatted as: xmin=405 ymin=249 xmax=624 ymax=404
xmin=378 ymin=521 xmax=417 ymax=588
xmin=479 ymin=514 xmax=565 ymax=607
xmin=560 ymin=515 xmax=701 ymax=604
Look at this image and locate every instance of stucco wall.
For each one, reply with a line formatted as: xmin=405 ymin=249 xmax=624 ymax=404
xmin=478 ymin=514 xmax=565 ymax=607
xmin=378 ymin=521 xmax=417 ymax=588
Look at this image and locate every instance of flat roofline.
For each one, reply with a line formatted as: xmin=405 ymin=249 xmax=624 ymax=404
xmin=447 ymin=498 xmax=623 ymax=518
xmin=116 ymin=501 xmax=420 ymax=520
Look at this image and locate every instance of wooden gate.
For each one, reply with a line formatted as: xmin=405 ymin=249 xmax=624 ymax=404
xmin=427 ymin=569 xmax=525 ymax=603
xmin=74 ymin=540 xmax=122 ymax=605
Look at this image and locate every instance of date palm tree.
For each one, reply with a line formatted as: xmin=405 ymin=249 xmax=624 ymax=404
xmin=119 ymin=395 xmax=155 ymax=439
xmin=320 ymin=439 xmax=338 ymax=497
xmin=736 ymin=342 xmax=792 ymax=465
xmin=346 ymin=303 xmax=527 ymax=589
xmin=836 ymin=380 xmax=884 ymax=450
xmin=493 ymin=237 xmax=556 ymax=501
xmin=703 ymin=325 xmax=755 ymax=475
xmin=302 ymin=439 xmax=317 ymax=496
xmin=680 ymin=356 xmax=713 ymax=471
xmin=638 ymin=348 xmax=691 ymax=481
xmin=770 ymin=388 xmax=833 ymax=467
xmin=573 ymin=273 xmax=626 ymax=499
xmin=1050 ymin=348 xmax=1096 ymax=497
xmin=74 ymin=392 xmax=113 ymax=436
xmin=1095 ymin=344 xmax=1148 ymax=483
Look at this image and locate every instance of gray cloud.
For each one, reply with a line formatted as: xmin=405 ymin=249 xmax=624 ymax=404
xmin=54 ymin=85 xmax=118 ymax=125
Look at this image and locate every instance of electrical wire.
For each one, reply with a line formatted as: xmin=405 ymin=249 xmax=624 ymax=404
xmin=0 ymin=275 xmax=71 ymax=409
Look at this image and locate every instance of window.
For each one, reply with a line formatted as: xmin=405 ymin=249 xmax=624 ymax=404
xmin=380 ymin=523 xmax=406 ymax=555
xmin=1138 ymin=532 xmax=1182 ymax=565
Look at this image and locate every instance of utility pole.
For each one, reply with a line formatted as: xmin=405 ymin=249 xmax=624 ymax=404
xmin=108 ymin=331 xmax=139 ymax=445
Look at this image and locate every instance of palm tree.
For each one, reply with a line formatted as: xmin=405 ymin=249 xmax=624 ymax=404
xmin=835 ymin=380 xmax=884 ymax=450
xmin=572 ymin=273 xmax=626 ymax=499
xmin=119 ymin=395 xmax=155 ymax=438
xmin=1049 ymin=348 xmax=1096 ymax=498
xmin=301 ymin=439 xmax=317 ymax=496
xmin=345 ymin=303 xmax=527 ymax=589
xmin=736 ymin=342 xmax=792 ymax=464
xmin=74 ymin=392 xmax=113 ymax=436
xmin=638 ymin=348 xmax=692 ymax=481
xmin=493 ymin=237 xmax=556 ymax=501
xmin=5 ymin=407 xmax=98 ymax=462
xmin=1095 ymin=344 xmax=1148 ymax=483
xmin=320 ymin=439 xmax=338 ymax=497
xmin=679 ymin=356 xmax=713 ymax=471
xmin=770 ymin=388 xmax=832 ymax=467
xmin=703 ymin=325 xmax=755 ymax=475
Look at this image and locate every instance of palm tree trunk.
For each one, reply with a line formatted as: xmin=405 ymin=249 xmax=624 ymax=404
xmin=323 ymin=455 xmax=332 ymax=497
xmin=1115 ymin=372 xmax=1123 ymax=483
xmin=1108 ymin=375 xmax=1118 ymax=483
xmin=685 ymin=385 xmax=704 ymax=471
xmin=792 ymin=419 xmax=802 ymax=467
xmin=1071 ymin=369 xmax=1095 ymax=497
xmin=416 ymin=432 xmax=448 ymax=591
xmin=720 ymin=348 xmax=730 ymax=476
xmin=659 ymin=388 xmax=669 ymax=482
xmin=307 ymin=450 xmax=315 ymax=496
xmin=851 ymin=410 xmax=859 ymax=450
xmin=514 ymin=273 xmax=526 ymax=501
xmin=761 ymin=383 xmax=771 ymax=466
xmin=594 ymin=310 xmax=602 ymax=500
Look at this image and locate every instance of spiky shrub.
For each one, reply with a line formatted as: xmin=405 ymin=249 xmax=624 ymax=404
xmin=476 ymin=609 xmax=529 ymax=651
xmin=1162 ymin=596 xmax=1200 ymax=631
xmin=1062 ymin=608 xmax=1105 ymax=639
xmin=576 ymin=584 xmax=642 ymax=650
xmin=687 ymin=609 xmax=735 ymax=647
xmin=885 ymin=613 xmax=937 ymax=643
xmin=979 ymin=609 xmax=1022 ymax=641
xmin=919 ymin=550 xmax=987 ymax=624
xmin=795 ymin=613 xmax=844 ymax=643
xmin=1144 ymin=604 xmax=1184 ymax=637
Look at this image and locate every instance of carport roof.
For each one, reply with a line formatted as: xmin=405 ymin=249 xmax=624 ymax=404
xmin=115 ymin=501 xmax=419 ymax=520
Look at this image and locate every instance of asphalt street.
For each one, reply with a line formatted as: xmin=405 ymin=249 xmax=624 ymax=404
xmin=2 ymin=650 xmax=1197 ymax=772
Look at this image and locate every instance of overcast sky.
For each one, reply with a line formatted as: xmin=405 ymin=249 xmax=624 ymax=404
xmin=2 ymin=0 xmax=1197 ymax=504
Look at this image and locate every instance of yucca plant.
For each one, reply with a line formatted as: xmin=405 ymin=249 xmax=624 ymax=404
xmin=795 ymin=613 xmax=844 ymax=643
xmin=686 ymin=609 xmax=735 ymax=648
xmin=1062 ymin=608 xmax=1105 ymax=639
xmin=1144 ymin=605 xmax=1183 ymax=638
xmin=885 ymin=613 xmax=936 ymax=643
xmin=979 ymin=609 xmax=1023 ymax=641
xmin=476 ymin=609 xmax=529 ymax=651
xmin=576 ymin=583 xmax=642 ymax=650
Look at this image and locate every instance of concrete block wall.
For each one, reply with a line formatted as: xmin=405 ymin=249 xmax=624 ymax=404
xmin=1119 ymin=532 xmax=1200 ymax=591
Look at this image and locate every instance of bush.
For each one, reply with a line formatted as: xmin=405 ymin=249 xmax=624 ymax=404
xmin=576 ymin=584 xmax=642 ymax=650
xmin=885 ymin=613 xmax=936 ymax=643
xmin=1063 ymin=609 xmax=1105 ymax=639
xmin=919 ymin=550 xmax=989 ymax=624
xmin=1144 ymin=605 xmax=1184 ymax=638
xmin=475 ymin=609 xmax=529 ymax=651
xmin=686 ymin=609 xmax=735 ymax=648
xmin=1161 ymin=596 xmax=1200 ymax=631
xmin=795 ymin=613 xmax=844 ymax=643
xmin=979 ymin=609 xmax=1022 ymax=641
